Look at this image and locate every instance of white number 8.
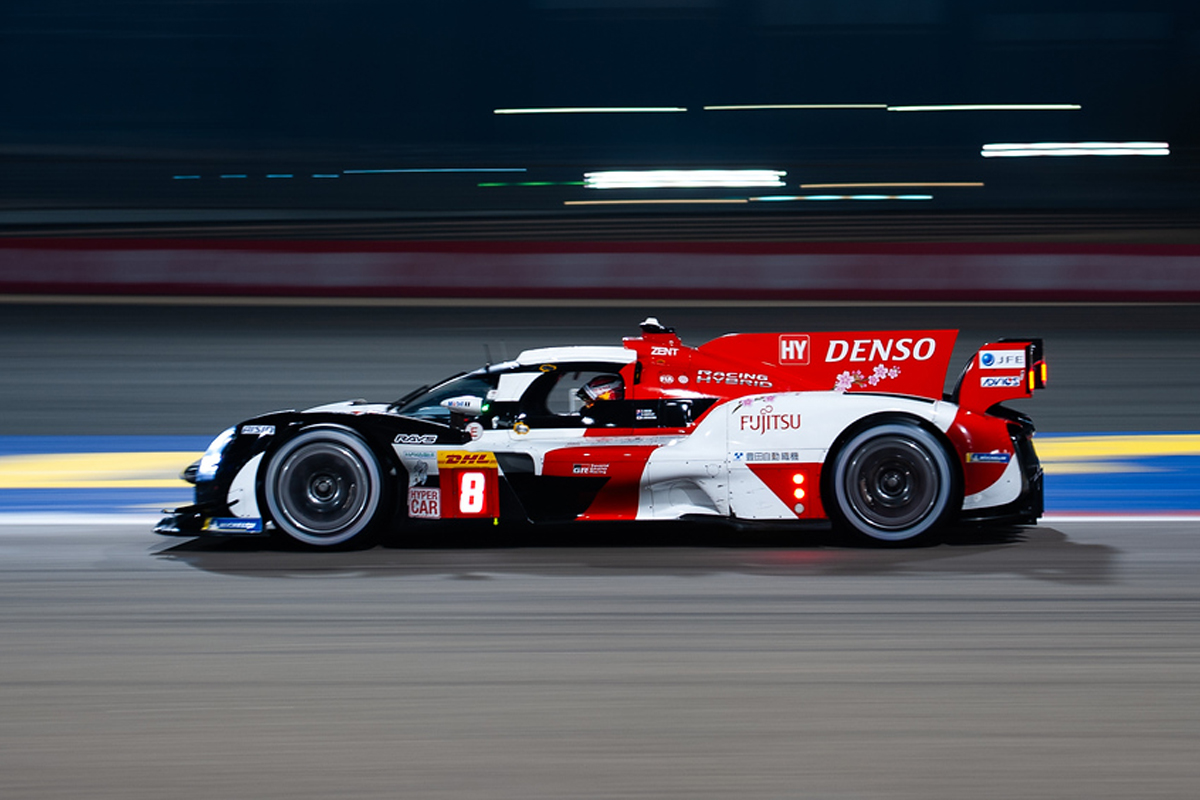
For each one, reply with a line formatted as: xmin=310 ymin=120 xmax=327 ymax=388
xmin=459 ymin=471 xmax=487 ymax=514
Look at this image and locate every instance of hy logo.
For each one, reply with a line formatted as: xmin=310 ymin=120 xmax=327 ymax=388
xmin=778 ymin=335 xmax=810 ymax=366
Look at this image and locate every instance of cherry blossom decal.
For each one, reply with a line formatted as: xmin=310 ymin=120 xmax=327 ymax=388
xmin=834 ymin=364 xmax=901 ymax=392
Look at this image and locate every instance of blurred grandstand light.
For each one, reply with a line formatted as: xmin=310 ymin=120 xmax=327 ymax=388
xmin=982 ymin=142 xmax=1169 ymax=157
xmin=565 ymin=199 xmax=749 ymax=205
xmin=749 ymin=195 xmax=933 ymax=202
xmin=479 ymin=181 xmax=585 ymax=187
xmin=800 ymin=182 xmax=982 ymax=188
xmin=344 ymin=168 xmax=527 ymax=173
xmin=494 ymin=107 xmax=687 ymax=114
xmin=888 ymin=104 xmax=1081 ymax=112
xmin=702 ymin=104 xmax=1076 ymax=112
xmin=584 ymin=170 xmax=785 ymax=189
xmin=703 ymin=104 xmax=886 ymax=110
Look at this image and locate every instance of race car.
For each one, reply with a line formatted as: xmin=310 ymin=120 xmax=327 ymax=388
xmin=156 ymin=318 xmax=1047 ymax=547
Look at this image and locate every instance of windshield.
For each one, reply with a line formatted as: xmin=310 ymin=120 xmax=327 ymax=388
xmin=391 ymin=371 xmax=498 ymax=422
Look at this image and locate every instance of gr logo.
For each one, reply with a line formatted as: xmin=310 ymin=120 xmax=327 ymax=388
xmin=779 ymin=335 xmax=810 ymax=365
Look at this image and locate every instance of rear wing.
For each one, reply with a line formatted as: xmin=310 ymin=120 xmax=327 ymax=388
xmin=952 ymin=338 xmax=1047 ymax=412
xmin=623 ymin=327 xmax=959 ymax=401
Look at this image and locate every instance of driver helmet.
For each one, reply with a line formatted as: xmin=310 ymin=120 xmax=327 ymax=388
xmin=577 ymin=374 xmax=625 ymax=405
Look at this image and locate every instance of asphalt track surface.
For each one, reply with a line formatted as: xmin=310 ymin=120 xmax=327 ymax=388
xmin=2 ymin=520 xmax=1199 ymax=800
xmin=1 ymin=302 xmax=1199 ymax=799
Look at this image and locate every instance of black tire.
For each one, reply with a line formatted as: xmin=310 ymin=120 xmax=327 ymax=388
xmin=263 ymin=427 xmax=384 ymax=547
xmin=828 ymin=421 xmax=957 ymax=544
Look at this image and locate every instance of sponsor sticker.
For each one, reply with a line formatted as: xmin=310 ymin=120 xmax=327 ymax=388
xmin=409 ymin=460 xmax=430 ymax=487
xmin=979 ymin=350 xmax=1026 ymax=370
xmin=738 ymin=451 xmax=804 ymax=463
xmin=739 ymin=412 xmax=802 ymax=434
xmin=698 ymin=369 xmax=772 ymax=388
xmin=980 ymin=375 xmax=1023 ymax=388
xmin=572 ymin=463 xmax=609 ymax=475
xmin=778 ymin=335 xmax=810 ymax=365
xmin=395 ymin=433 xmax=439 ymax=445
xmin=825 ymin=337 xmax=936 ymax=363
xmin=966 ymin=452 xmax=1013 ymax=464
xmin=635 ymin=408 xmax=658 ymax=421
xmin=437 ymin=451 xmax=498 ymax=468
xmin=651 ymin=346 xmax=679 ymax=357
xmin=240 ymin=425 xmax=275 ymax=436
xmin=203 ymin=517 xmax=264 ymax=533
xmin=466 ymin=421 xmax=485 ymax=441
xmin=408 ymin=487 xmax=441 ymax=519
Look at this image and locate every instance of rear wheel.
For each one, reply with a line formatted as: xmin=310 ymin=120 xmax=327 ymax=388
xmin=263 ymin=427 xmax=383 ymax=547
xmin=828 ymin=421 xmax=957 ymax=544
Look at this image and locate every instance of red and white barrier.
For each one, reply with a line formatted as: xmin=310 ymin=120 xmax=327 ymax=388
xmin=2 ymin=239 xmax=1198 ymax=301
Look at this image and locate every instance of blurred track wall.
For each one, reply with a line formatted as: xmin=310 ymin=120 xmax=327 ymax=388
xmin=2 ymin=240 xmax=1199 ymax=301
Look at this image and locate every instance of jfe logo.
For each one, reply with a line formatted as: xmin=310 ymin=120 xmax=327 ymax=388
xmin=980 ymin=350 xmax=1025 ymax=369
xmin=778 ymin=335 xmax=810 ymax=365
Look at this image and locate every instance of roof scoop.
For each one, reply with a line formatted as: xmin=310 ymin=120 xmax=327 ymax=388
xmin=639 ymin=317 xmax=675 ymax=334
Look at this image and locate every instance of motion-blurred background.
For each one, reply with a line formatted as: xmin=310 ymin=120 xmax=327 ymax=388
xmin=1 ymin=0 xmax=1197 ymax=238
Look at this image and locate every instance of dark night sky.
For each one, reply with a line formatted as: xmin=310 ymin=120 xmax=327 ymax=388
xmin=1 ymin=1 xmax=1197 ymax=217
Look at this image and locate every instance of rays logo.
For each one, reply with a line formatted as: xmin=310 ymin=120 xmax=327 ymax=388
xmin=395 ymin=433 xmax=438 ymax=445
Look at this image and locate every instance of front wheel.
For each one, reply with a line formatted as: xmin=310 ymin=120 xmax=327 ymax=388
xmin=828 ymin=421 xmax=957 ymax=544
xmin=263 ymin=427 xmax=384 ymax=547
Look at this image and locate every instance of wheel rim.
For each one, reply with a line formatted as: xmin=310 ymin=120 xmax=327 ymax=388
xmin=841 ymin=433 xmax=943 ymax=535
xmin=266 ymin=431 xmax=381 ymax=545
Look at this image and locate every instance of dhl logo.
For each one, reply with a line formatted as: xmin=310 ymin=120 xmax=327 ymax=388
xmin=437 ymin=451 xmax=498 ymax=468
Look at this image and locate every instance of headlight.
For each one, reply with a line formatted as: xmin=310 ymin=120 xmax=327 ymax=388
xmin=195 ymin=427 xmax=237 ymax=482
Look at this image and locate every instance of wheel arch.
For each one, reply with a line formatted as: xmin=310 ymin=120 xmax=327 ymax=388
xmin=256 ymin=420 xmax=405 ymax=546
xmin=820 ymin=410 xmax=964 ymax=538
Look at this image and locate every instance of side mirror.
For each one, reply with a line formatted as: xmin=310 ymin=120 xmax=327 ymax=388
xmin=439 ymin=395 xmax=485 ymax=417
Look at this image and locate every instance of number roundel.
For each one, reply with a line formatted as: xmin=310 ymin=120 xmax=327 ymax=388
xmin=437 ymin=451 xmax=499 ymax=519
xmin=458 ymin=471 xmax=487 ymax=515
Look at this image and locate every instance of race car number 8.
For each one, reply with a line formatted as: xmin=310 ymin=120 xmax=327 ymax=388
xmin=458 ymin=471 xmax=487 ymax=514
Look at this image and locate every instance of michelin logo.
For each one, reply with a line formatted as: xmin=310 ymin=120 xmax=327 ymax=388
xmin=203 ymin=517 xmax=264 ymax=533
xmin=966 ymin=452 xmax=1013 ymax=464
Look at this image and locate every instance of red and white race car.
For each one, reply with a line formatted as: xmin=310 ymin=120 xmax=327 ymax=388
xmin=158 ymin=318 xmax=1047 ymax=547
